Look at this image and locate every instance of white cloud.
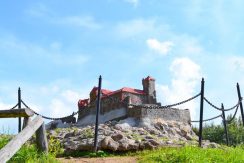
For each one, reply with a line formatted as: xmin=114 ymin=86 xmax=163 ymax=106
xmin=56 ymin=16 xmax=102 ymax=30
xmin=157 ymin=57 xmax=201 ymax=119
xmin=0 ymin=35 xmax=89 ymax=66
xmin=47 ymin=88 xmax=88 ymax=117
xmin=61 ymin=90 xmax=81 ymax=104
xmin=25 ymin=3 xmax=51 ymax=17
xmin=26 ymin=4 xmax=101 ymax=30
xmin=50 ymin=42 xmax=62 ymax=50
xmin=0 ymin=101 xmax=13 ymax=110
xmin=49 ymin=99 xmax=74 ymax=117
xmin=115 ymin=19 xmax=170 ymax=39
xmin=0 ymin=79 xmax=93 ymax=134
xmin=0 ymin=101 xmax=20 ymax=134
xmin=146 ymin=38 xmax=174 ymax=55
xmin=175 ymin=36 xmax=203 ymax=55
xmin=25 ymin=86 xmax=89 ymax=119
xmin=170 ymin=58 xmax=201 ymax=81
xmin=124 ymin=0 xmax=139 ymax=7
xmin=228 ymin=56 xmax=244 ymax=72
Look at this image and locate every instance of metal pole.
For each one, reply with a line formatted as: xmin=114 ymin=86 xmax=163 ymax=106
xmin=199 ymin=78 xmax=205 ymax=147
xmin=94 ymin=75 xmax=102 ymax=152
xmin=237 ymin=83 xmax=244 ymax=126
xmin=18 ymin=87 xmax=22 ymax=133
xmin=221 ymin=103 xmax=229 ymax=146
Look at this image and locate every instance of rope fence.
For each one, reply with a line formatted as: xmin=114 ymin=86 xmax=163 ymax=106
xmin=2 ymin=77 xmax=244 ymax=148
xmin=21 ymin=100 xmax=78 ymax=121
xmin=204 ymin=97 xmax=241 ymax=111
xmin=10 ymin=103 xmax=18 ymax=110
xmin=191 ymin=114 xmax=222 ymax=123
xmin=227 ymin=104 xmax=239 ymax=124
xmin=102 ymin=92 xmax=201 ymax=109
xmin=5 ymin=87 xmax=243 ymax=125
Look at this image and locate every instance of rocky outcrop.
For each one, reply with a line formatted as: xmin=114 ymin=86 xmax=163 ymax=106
xmin=47 ymin=118 xmax=219 ymax=152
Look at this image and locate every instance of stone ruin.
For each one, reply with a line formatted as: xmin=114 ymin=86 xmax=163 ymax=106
xmin=76 ymin=76 xmax=191 ymax=126
xmin=46 ymin=76 xmax=191 ymax=131
xmin=44 ymin=76 xmax=215 ymax=152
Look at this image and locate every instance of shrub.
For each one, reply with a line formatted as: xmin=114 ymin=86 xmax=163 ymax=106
xmin=48 ymin=135 xmax=64 ymax=156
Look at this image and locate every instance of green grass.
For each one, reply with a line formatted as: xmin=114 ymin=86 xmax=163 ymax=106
xmin=59 ymin=145 xmax=244 ymax=163
xmin=137 ymin=146 xmax=244 ymax=163
xmin=62 ymin=150 xmax=113 ymax=158
xmin=1 ymin=134 xmax=244 ymax=163
xmin=0 ymin=135 xmax=59 ymax=163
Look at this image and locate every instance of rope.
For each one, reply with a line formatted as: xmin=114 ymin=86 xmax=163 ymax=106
xmin=191 ymin=114 xmax=222 ymax=123
xmin=203 ymin=97 xmax=222 ymax=110
xmin=224 ymin=100 xmax=241 ymax=111
xmin=10 ymin=103 xmax=18 ymax=110
xmin=101 ymin=92 xmax=201 ymax=109
xmin=21 ymin=100 xmax=78 ymax=121
xmin=204 ymin=97 xmax=241 ymax=111
xmin=226 ymin=104 xmax=239 ymax=124
xmin=128 ymin=92 xmax=201 ymax=109
xmin=158 ymin=92 xmax=201 ymax=109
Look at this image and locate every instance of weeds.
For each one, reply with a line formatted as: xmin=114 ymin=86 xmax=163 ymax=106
xmin=48 ymin=135 xmax=64 ymax=156
xmin=0 ymin=135 xmax=60 ymax=163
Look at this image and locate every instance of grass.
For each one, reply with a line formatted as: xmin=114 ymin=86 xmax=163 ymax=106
xmin=136 ymin=146 xmax=244 ymax=163
xmin=62 ymin=150 xmax=113 ymax=158
xmin=0 ymin=134 xmax=59 ymax=163
xmin=59 ymin=145 xmax=244 ymax=163
xmin=1 ymin=133 xmax=244 ymax=163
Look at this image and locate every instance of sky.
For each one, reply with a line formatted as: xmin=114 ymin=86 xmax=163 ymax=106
xmin=1 ymin=0 xmax=244 ymax=133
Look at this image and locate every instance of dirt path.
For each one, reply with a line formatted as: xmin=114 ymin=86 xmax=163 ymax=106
xmin=58 ymin=156 xmax=138 ymax=163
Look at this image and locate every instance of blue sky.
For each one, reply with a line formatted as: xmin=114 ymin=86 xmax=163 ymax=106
xmin=0 ymin=0 xmax=244 ymax=133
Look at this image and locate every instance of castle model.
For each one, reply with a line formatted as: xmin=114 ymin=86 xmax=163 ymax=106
xmin=77 ymin=76 xmax=191 ymax=125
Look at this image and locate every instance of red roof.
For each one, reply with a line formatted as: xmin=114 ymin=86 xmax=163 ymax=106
xmin=78 ymin=99 xmax=89 ymax=108
xmin=91 ymin=87 xmax=145 ymax=96
xmin=121 ymin=87 xmax=145 ymax=94
xmin=103 ymin=87 xmax=145 ymax=96
xmin=90 ymin=87 xmax=113 ymax=95
xmin=101 ymin=89 xmax=113 ymax=95
xmin=78 ymin=76 xmax=155 ymax=108
xmin=78 ymin=86 xmax=145 ymax=108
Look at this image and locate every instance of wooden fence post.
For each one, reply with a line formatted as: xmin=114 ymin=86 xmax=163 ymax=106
xmin=0 ymin=116 xmax=47 ymax=162
xmin=199 ymin=78 xmax=205 ymax=147
xmin=221 ymin=103 xmax=229 ymax=146
xmin=36 ymin=122 xmax=48 ymax=152
xmin=237 ymin=83 xmax=244 ymax=127
xmin=0 ymin=108 xmax=34 ymax=118
xmin=22 ymin=117 xmax=31 ymax=129
xmin=94 ymin=75 xmax=102 ymax=152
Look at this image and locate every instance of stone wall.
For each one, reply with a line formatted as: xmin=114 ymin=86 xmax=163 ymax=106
xmin=127 ymin=106 xmax=142 ymax=119
xmin=123 ymin=93 xmax=146 ymax=104
xmin=79 ymin=105 xmax=191 ymax=125
xmin=127 ymin=106 xmax=191 ymax=124
xmin=77 ymin=107 xmax=127 ymax=126
xmin=78 ymin=92 xmax=146 ymax=121
xmin=78 ymin=107 xmax=96 ymax=120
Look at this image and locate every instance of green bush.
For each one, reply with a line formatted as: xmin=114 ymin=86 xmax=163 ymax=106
xmin=48 ymin=135 xmax=64 ymax=156
xmin=194 ymin=116 xmax=244 ymax=146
